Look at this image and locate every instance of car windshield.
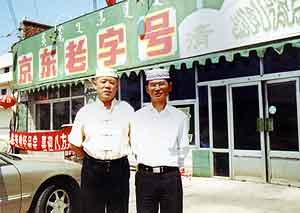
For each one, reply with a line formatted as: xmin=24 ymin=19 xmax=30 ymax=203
xmin=0 ymin=152 xmax=22 ymax=161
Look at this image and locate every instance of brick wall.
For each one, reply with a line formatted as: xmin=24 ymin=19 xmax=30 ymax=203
xmin=21 ymin=20 xmax=52 ymax=39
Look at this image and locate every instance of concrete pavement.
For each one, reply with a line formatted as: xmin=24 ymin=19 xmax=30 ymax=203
xmin=129 ymin=173 xmax=300 ymax=213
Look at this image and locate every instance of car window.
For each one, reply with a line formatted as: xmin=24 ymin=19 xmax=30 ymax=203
xmin=0 ymin=158 xmax=8 ymax=166
xmin=0 ymin=153 xmax=22 ymax=161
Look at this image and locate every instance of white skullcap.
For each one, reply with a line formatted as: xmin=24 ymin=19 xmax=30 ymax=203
xmin=95 ymin=68 xmax=119 ymax=78
xmin=145 ymin=68 xmax=170 ymax=81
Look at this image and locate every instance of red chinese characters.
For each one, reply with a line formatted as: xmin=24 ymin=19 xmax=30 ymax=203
xmin=139 ymin=8 xmax=177 ymax=60
xmin=10 ymin=129 xmax=71 ymax=152
xmin=65 ymin=35 xmax=88 ymax=75
xmin=97 ymin=24 xmax=127 ymax=69
xmin=39 ymin=46 xmax=57 ymax=79
xmin=18 ymin=53 xmax=33 ymax=84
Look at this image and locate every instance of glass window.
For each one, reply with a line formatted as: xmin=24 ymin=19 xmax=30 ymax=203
xmin=59 ymin=85 xmax=70 ymax=98
xmin=120 ymin=73 xmax=141 ymax=111
xmin=36 ymin=104 xmax=50 ymax=130
xmin=267 ymin=81 xmax=299 ymax=151
xmin=198 ymin=53 xmax=260 ymax=82
xmin=211 ymin=86 xmax=228 ymax=149
xmin=142 ymin=72 xmax=151 ymax=103
xmin=264 ymin=45 xmax=300 ymax=74
xmin=48 ymin=87 xmax=59 ymax=99
xmin=71 ymin=98 xmax=84 ymax=122
xmin=199 ymin=86 xmax=210 ymax=148
xmin=34 ymin=90 xmax=47 ymax=101
xmin=169 ymin=66 xmax=196 ymax=100
xmin=232 ymin=86 xmax=260 ymax=150
xmin=53 ymin=101 xmax=70 ymax=129
xmin=174 ymin=104 xmax=195 ymax=145
xmin=213 ymin=152 xmax=229 ymax=177
xmin=72 ymin=84 xmax=84 ymax=96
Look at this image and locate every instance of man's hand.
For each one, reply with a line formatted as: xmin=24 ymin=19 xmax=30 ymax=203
xmin=70 ymin=144 xmax=85 ymax=160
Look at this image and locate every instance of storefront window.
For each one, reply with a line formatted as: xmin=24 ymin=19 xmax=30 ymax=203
xmin=60 ymin=85 xmax=70 ymax=98
xmin=120 ymin=73 xmax=141 ymax=111
xmin=36 ymin=103 xmax=50 ymax=130
xmin=232 ymin=86 xmax=260 ymax=150
xmin=53 ymin=101 xmax=70 ymax=130
xmin=169 ymin=66 xmax=195 ymax=100
xmin=199 ymin=86 xmax=210 ymax=148
xmin=211 ymin=86 xmax=228 ymax=149
xmin=213 ymin=152 xmax=229 ymax=177
xmin=34 ymin=84 xmax=85 ymax=130
xmin=72 ymin=84 xmax=84 ymax=96
xmin=198 ymin=53 xmax=260 ymax=82
xmin=264 ymin=45 xmax=300 ymax=74
xmin=48 ymin=87 xmax=59 ymax=99
xmin=34 ymin=90 xmax=47 ymax=101
xmin=72 ymin=98 xmax=84 ymax=122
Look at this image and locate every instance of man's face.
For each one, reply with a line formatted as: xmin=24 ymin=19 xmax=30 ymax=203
xmin=146 ymin=79 xmax=172 ymax=103
xmin=93 ymin=76 xmax=118 ymax=102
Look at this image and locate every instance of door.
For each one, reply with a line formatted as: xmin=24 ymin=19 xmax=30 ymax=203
xmin=210 ymin=86 xmax=230 ymax=177
xmin=0 ymin=157 xmax=21 ymax=213
xmin=265 ymin=79 xmax=300 ymax=186
xmin=229 ymin=82 xmax=266 ymax=182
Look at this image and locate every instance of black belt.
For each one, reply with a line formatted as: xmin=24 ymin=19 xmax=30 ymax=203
xmin=85 ymin=154 xmax=127 ymax=164
xmin=138 ymin=164 xmax=179 ymax=174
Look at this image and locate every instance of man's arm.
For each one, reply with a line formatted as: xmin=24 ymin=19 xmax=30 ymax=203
xmin=178 ymin=115 xmax=190 ymax=168
xmin=70 ymin=144 xmax=85 ymax=159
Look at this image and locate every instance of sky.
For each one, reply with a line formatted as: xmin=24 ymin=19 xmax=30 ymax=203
xmin=0 ymin=0 xmax=107 ymax=55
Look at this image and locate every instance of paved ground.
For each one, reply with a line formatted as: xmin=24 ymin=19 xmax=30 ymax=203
xmin=128 ymin=173 xmax=300 ymax=213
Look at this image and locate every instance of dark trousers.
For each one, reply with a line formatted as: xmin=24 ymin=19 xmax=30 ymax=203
xmin=81 ymin=155 xmax=130 ymax=213
xmin=135 ymin=167 xmax=183 ymax=213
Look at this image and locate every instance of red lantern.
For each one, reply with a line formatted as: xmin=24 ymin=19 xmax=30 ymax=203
xmin=106 ymin=0 xmax=116 ymax=6
xmin=0 ymin=95 xmax=17 ymax=109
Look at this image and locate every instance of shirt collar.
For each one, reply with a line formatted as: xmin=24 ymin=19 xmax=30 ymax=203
xmin=149 ymin=103 xmax=170 ymax=115
xmin=96 ymin=98 xmax=118 ymax=112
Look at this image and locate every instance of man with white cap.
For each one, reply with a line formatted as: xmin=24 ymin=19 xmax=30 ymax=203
xmin=131 ymin=68 xmax=189 ymax=213
xmin=69 ymin=68 xmax=134 ymax=213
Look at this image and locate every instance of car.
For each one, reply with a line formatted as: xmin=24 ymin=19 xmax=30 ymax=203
xmin=0 ymin=152 xmax=81 ymax=213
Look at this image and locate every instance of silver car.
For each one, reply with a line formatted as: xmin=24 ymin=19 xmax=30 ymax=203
xmin=0 ymin=152 xmax=81 ymax=213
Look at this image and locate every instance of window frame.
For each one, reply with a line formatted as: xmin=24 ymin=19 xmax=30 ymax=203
xmin=34 ymin=84 xmax=85 ymax=130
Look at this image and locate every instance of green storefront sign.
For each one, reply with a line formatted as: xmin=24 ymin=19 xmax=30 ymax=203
xmin=12 ymin=0 xmax=300 ymax=91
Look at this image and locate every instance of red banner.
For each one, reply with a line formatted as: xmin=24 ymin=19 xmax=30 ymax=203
xmin=10 ymin=128 xmax=71 ymax=152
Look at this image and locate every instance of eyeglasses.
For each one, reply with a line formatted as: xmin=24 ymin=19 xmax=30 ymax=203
xmin=148 ymin=81 xmax=168 ymax=89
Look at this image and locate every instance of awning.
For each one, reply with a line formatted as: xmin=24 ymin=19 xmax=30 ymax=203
xmin=118 ymin=37 xmax=300 ymax=76
xmin=18 ymin=75 xmax=93 ymax=94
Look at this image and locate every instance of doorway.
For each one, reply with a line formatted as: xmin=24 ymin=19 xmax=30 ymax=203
xmin=204 ymin=78 xmax=300 ymax=184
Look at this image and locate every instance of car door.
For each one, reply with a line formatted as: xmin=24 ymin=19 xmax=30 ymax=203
xmin=0 ymin=155 xmax=21 ymax=213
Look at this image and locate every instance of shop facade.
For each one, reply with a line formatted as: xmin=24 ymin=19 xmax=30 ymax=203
xmin=11 ymin=0 xmax=300 ymax=186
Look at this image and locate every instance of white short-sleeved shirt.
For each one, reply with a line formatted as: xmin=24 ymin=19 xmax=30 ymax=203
xmin=131 ymin=104 xmax=189 ymax=167
xmin=69 ymin=99 xmax=134 ymax=160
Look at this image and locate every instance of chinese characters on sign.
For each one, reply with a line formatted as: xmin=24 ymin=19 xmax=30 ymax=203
xmin=10 ymin=129 xmax=71 ymax=152
xmin=139 ymin=8 xmax=177 ymax=60
xmin=39 ymin=45 xmax=58 ymax=79
xmin=97 ymin=24 xmax=127 ymax=71
xmin=65 ymin=35 xmax=88 ymax=75
xmin=16 ymin=7 xmax=178 ymax=87
xmin=18 ymin=53 xmax=33 ymax=84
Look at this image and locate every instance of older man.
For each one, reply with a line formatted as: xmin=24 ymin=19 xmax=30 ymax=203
xmin=131 ymin=68 xmax=189 ymax=213
xmin=69 ymin=69 xmax=134 ymax=213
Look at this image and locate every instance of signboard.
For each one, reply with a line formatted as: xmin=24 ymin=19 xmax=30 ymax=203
xmin=13 ymin=0 xmax=300 ymax=91
xmin=10 ymin=128 xmax=71 ymax=152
